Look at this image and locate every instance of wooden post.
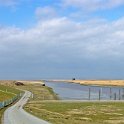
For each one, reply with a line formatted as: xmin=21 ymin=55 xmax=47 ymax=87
xmin=99 ymin=89 xmax=101 ymax=100
xmin=114 ymin=93 xmax=116 ymax=100
xmin=110 ymin=88 xmax=112 ymax=100
xmin=89 ymin=88 xmax=91 ymax=100
xmin=100 ymin=88 xmax=102 ymax=99
xmin=119 ymin=89 xmax=121 ymax=100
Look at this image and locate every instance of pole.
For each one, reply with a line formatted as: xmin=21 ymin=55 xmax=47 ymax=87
xmin=89 ymin=87 xmax=91 ymax=100
xmin=119 ymin=89 xmax=121 ymax=100
xmin=110 ymin=88 xmax=112 ymax=100
xmin=114 ymin=93 xmax=116 ymax=100
xmin=99 ymin=89 xmax=101 ymax=100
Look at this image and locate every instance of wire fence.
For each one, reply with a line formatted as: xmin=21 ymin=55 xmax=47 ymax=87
xmin=0 ymin=93 xmax=23 ymax=109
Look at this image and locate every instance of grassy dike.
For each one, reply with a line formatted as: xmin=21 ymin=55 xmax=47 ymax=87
xmin=0 ymin=84 xmax=21 ymax=124
xmin=21 ymin=83 xmax=124 ymax=124
xmin=0 ymin=84 xmax=21 ymax=101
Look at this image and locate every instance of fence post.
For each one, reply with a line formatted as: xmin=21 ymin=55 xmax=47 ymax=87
xmin=99 ymin=89 xmax=101 ymax=100
xmin=114 ymin=93 xmax=116 ymax=100
xmin=110 ymin=88 xmax=112 ymax=100
xmin=89 ymin=87 xmax=91 ymax=100
xmin=119 ymin=89 xmax=121 ymax=100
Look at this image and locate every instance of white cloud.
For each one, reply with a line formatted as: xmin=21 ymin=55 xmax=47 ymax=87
xmin=62 ymin=0 xmax=124 ymax=11
xmin=0 ymin=1 xmax=124 ymax=78
xmin=0 ymin=17 xmax=124 ymax=62
xmin=1 ymin=17 xmax=124 ymax=78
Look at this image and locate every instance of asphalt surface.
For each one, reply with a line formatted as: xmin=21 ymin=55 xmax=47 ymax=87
xmin=3 ymin=91 xmax=50 ymax=124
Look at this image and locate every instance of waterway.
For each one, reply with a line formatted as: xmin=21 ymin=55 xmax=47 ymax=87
xmin=45 ymin=81 xmax=124 ymax=100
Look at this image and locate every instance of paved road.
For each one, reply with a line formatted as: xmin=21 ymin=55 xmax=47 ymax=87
xmin=3 ymin=91 xmax=50 ymax=124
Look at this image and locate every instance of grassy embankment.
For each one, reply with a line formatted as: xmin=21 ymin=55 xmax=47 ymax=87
xmin=0 ymin=85 xmax=21 ymax=101
xmin=20 ymin=82 xmax=124 ymax=124
xmin=0 ymin=84 xmax=21 ymax=123
xmin=16 ymin=83 xmax=59 ymax=101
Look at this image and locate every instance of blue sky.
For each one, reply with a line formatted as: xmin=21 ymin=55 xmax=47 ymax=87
xmin=1 ymin=0 xmax=124 ymax=27
xmin=0 ymin=0 xmax=124 ymax=80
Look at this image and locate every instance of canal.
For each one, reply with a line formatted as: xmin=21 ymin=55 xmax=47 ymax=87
xmin=45 ymin=81 xmax=124 ymax=100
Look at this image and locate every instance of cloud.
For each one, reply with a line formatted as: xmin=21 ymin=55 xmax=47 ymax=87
xmin=62 ymin=0 xmax=124 ymax=11
xmin=1 ymin=17 xmax=124 ymax=59
xmin=0 ymin=17 xmax=124 ymax=78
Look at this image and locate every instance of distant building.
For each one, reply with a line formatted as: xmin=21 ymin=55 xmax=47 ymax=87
xmin=72 ymin=78 xmax=76 ymax=80
xmin=15 ymin=82 xmax=24 ymax=86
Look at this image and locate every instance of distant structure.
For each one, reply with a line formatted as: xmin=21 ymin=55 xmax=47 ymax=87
xmin=15 ymin=82 xmax=24 ymax=86
xmin=72 ymin=78 xmax=76 ymax=80
xmin=15 ymin=81 xmax=45 ymax=86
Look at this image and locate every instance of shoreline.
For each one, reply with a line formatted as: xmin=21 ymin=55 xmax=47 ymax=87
xmin=0 ymin=79 xmax=124 ymax=87
xmin=45 ymin=79 xmax=124 ymax=87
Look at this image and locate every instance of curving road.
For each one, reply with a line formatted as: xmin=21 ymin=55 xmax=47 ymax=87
xmin=3 ymin=91 xmax=50 ymax=124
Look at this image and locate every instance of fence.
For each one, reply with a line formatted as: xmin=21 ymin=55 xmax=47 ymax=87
xmin=0 ymin=93 xmax=23 ymax=109
xmin=82 ymin=86 xmax=124 ymax=100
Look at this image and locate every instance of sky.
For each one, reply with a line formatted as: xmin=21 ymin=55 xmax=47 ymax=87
xmin=0 ymin=0 xmax=124 ymax=80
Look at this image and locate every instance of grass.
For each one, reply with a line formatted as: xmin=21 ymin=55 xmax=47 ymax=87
xmin=1 ymin=81 xmax=124 ymax=124
xmin=0 ymin=107 xmax=7 ymax=124
xmin=0 ymin=84 xmax=21 ymax=94
xmin=21 ymin=83 xmax=124 ymax=124
xmin=0 ymin=81 xmax=58 ymax=124
xmin=0 ymin=83 xmax=22 ymax=124
xmin=17 ymin=84 xmax=59 ymax=101
xmin=25 ymin=101 xmax=124 ymax=124
xmin=0 ymin=84 xmax=21 ymax=102
xmin=0 ymin=92 xmax=14 ymax=102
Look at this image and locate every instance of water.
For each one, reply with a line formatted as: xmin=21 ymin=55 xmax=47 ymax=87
xmin=45 ymin=81 xmax=124 ymax=100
